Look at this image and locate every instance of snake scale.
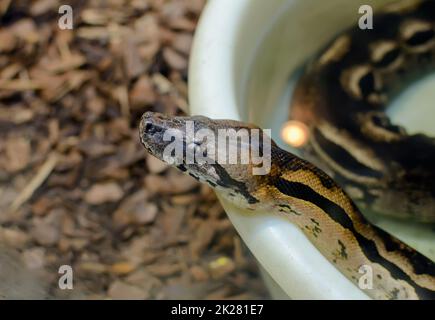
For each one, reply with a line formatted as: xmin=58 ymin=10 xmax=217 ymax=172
xmin=139 ymin=0 xmax=435 ymax=300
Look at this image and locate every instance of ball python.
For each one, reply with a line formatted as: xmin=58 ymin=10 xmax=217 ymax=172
xmin=289 ymin=0 xmax=435 ymax=222
xmin=139 ymin=111 xmax=435 ymax=299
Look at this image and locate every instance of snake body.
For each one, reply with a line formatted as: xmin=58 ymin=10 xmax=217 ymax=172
xmin=139 ymin=112 xmax=435 ymax=300
xmin=290 ymin=0 xmax=435 ymax=221
xmin=138 ymin=0 xmax=435 ymax=301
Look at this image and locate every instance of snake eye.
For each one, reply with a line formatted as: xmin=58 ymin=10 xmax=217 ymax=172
xmin=143 ymin=122 xmax=163 ymax=135
xmin=143 ymin=122 xmax=154 ymax=133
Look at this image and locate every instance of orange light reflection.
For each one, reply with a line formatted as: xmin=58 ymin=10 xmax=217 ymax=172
xmin=281 ymin=120 xmax=309 ymax=148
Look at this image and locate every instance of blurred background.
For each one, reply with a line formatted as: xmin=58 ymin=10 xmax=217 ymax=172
xmin=0 ymin=0 xmax=268 ymax=299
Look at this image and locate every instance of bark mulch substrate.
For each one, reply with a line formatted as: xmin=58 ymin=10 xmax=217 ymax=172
xmin=0 ymin=0 xmax=269 ymax=299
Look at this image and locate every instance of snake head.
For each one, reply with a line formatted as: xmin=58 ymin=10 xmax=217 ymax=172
xmin=140 ymin=111 xmax=221 ymax=169
xmin=139 ymin=111 xmax=274 ymax=208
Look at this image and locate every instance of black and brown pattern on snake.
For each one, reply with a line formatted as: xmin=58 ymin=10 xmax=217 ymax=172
xmin=289 ymin=0 xmax=435 ymax=221
xmin=138 ymin=0 xmax=435 ymax=302
xmin=139 ymin=112 xmax=435 ymax=299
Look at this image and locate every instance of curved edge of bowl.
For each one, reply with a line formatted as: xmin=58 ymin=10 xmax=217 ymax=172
xmin=188 ymin=0 xmax=370 ymax=300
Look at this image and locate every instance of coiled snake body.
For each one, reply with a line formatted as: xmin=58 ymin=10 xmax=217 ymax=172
xmin=139 ymin=0 xmax=435 ymax=300
xmin=290 ymin=0 xmax=435 ymax=221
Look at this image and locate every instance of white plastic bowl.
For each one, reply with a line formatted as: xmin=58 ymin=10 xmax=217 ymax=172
xmin=188 ymin=0 xmax=435 ymax=299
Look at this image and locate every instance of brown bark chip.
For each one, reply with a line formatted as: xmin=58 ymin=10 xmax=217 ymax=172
xmin=0 ymin=0 xmax=268 ymax=300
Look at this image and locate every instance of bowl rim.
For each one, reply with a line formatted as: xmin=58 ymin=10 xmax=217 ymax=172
xmin=188 ymin=0 xmax=370 ymax=299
